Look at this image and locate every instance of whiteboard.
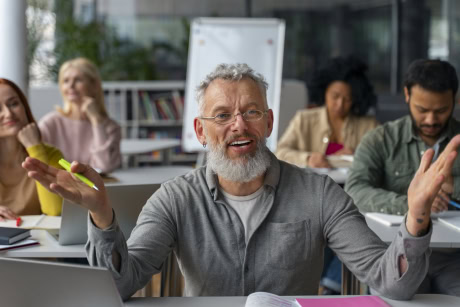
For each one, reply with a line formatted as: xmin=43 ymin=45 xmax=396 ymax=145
xmin=182 ymin=18 xmax=285 ymax=152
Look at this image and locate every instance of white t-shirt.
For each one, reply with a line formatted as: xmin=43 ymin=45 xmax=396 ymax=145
xmin=220 ymin=186 xmax=265 ymax=244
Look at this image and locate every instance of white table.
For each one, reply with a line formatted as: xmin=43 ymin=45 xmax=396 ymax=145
xmin=124 ymin=294 xmax=460 ymax=306
xmin=310 ymin=167 xmax=349 ymax=185
xmin=0 ymin=230 xmax=85 ymax=258
xmin=120 ymin=138 xmax=182 ymax=167
xmin=108 ymin=166 xmax=193 ymax=186
xmin=342 ymin=216 xmax=460 ymax=295
xmin=366 ymin=216 xmax=460 ymax=248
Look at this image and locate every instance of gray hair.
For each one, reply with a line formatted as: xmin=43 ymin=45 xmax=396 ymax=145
xmin=196 ymin=63 xmax=269 ymax=115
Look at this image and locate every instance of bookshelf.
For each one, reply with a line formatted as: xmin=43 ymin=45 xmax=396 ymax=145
xmin=103 ymin=81 xmax=197 ymax=165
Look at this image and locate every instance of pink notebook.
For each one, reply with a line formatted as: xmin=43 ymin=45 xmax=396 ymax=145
xmin=296 ymin=296 xmax=390 ymax=307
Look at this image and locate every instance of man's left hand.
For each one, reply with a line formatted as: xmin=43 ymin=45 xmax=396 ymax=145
xmin=406 ymin=135 xmax=460 ymax=236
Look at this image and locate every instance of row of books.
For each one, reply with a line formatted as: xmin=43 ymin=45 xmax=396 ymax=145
xmin=138 ymin=90 xmax=184 ymax=121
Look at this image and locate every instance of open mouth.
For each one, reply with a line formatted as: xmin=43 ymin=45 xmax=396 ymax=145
xmin=228 ymin=140 xmax=253 ymax=147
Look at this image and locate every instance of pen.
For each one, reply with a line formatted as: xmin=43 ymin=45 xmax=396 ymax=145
xmin=16 ymin=217 xmax=22 ymax=227
xmin=33 ymin=214 xmax=46 ymax=228
xmin=438 ymin=194 xmax=460 ymax=210
xmin=58 ymin=158 xmax=99 ymax=191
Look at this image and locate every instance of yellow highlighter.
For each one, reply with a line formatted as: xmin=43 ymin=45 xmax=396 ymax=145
xmin=58 ymin=158 xmax=99 ymax=191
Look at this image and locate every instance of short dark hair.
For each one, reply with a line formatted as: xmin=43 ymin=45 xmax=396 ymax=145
xmin=308 ymin=55 xmax=377 ymax=116
xmin=404 ymin=59 xmax=458 ymax=99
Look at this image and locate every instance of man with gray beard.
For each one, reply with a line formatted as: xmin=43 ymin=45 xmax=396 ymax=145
xmin=23 ymin=63 xmax=460 ymax=301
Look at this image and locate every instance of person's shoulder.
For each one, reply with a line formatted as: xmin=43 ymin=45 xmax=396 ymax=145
xmin=161 ymin=166 xmax=206 ymax=190
xmin=296 ymin=106 xmax=325 ymax=117
xmin=39 ymin=111 xmax=68 ymax=127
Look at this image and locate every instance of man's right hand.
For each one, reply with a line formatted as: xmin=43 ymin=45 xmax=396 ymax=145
xmin=307 ymin=152 xmax=332 ymax=168
xmin=22 ymin=157 xmax=114 ymax=229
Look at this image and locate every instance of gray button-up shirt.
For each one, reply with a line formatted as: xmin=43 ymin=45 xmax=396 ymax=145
xmin=345 ymin=115 xmax=460 ymax=215
xmin=86 ymin=153 xmax=431 ymax=300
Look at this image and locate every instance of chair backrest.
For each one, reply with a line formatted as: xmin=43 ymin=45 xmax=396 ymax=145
xmin=59 ymin=183 xmax=160 ymax=245
xmin=277 ymin=79 xmax=308 ymax=140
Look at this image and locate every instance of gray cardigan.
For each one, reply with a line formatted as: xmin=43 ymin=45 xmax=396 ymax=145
xmin=86 ymin=153 xmax=431 ymax=300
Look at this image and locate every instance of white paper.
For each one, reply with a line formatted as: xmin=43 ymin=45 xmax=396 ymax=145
xmin=0 ymin=215 xmax=61 ymax=230
xmin=0 ymin=239 xmax=39 ymax=251
xmin=365 ymin=213 xmax=404 ymax=226
xmin=245 ymin=292 xmax=299 ymax=307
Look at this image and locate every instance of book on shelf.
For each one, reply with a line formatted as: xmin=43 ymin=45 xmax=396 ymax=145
xmin=244 ymin=292 xmax=390 ymax=307
xmin=0 ymin=227 xmax=31 ymax=245
xmin=171 ymin=90 xmax=184 ymax=119
xmin=0 ymin=239 xmax=39 ymax=251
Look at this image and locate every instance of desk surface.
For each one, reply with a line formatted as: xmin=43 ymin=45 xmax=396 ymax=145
xmin=310 ymin=167 xmax=348 ymax=185
xmin=121 ymin=139 xmax=181 ymax=155
xmin=124 ymin=294 xmax=460 ymax=307
xmin=108 ymin=166 xmax=194 ymax=186
xmin=366 ymin=216 xmax=460 ymax=248
xmin=0 ymin=230 xmax=85 ymax=258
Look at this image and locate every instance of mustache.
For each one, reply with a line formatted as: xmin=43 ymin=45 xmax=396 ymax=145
xmin=419 ymin=124 xmax=442 ymax=129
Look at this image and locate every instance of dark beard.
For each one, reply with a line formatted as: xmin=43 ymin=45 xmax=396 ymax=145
xmin=408 ymin=106 xmax=452 ymax=140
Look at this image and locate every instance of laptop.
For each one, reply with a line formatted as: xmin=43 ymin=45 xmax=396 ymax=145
xmin=50 ymin=183 xmax=159 ymax=245
xmin=0 ymin=257 xmax=123 ymax=307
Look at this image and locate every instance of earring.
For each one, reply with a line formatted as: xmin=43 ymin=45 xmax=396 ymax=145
xmin=203 ymin=143 xmax=207 ymax=148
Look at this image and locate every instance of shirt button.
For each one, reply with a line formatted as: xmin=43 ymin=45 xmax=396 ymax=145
xmin=395 ymin=171 xmax=399 ymax=176
xmin=397 ymin=212 xmax=401 ymax=215
xmin=322 ymin=137 xmax=329 ymax=143
xmin=380 ymin=209 xmax=384 ymax=213
xmin=420 ymin=151 xmax=425 ymax=155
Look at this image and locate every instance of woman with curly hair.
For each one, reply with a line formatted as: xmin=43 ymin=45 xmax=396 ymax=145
xmin=276 ymin=56 xmax=379 ymax=168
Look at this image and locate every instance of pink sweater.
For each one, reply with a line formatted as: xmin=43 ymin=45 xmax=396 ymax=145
xmin=39 ymin=111 xmax=121 ymax=173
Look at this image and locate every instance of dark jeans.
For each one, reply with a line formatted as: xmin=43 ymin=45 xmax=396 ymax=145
xmin=320 ymin=246 xmax=342 ymax=292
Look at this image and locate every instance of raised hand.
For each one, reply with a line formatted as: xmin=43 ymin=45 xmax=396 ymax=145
xmin=406 ymin=134 xmax=460 ymax=236
xmin=81 ymin=96 xmax=104 ymax=124
xmin=22 ymin=157 xmax=114 ymax=228
xmin=0 ymin=206 xmax=18 ymax=221
xmin=17 ymin=123 xmax=41 ymax=148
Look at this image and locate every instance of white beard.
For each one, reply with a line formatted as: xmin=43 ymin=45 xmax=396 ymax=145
xmin=205 ymin=133 xmax=272 ymax=183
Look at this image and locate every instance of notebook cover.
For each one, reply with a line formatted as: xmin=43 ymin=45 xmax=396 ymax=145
xmin=0 ymin=227 xmax=30 ymax=245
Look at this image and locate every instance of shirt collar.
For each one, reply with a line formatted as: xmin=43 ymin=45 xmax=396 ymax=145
xmin=206 ymin=150 xmax=280 ymax=201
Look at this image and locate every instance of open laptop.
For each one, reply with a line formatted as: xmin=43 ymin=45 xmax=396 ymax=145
xmin=50 ymin=183 xmax=159 ymax=245
xmin=0 ymin=257 xmax=123 ymax=307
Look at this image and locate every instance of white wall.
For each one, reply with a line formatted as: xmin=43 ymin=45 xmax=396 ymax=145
xmin=29 ymin=85 xmax=61 ymax=120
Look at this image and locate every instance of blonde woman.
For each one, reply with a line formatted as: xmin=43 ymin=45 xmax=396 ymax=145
xmin=0 ymin=78 xmax=62 ymax=219
xmin=39 ymin=57 xmax=121 ymax=173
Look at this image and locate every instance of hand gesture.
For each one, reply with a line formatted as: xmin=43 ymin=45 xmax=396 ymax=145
xmin=17 ymin=123 xmax=41 ymax=148
xmin=0 ymin=206 xmax=18 ymax=221
xmin=406 ymin=135 xmax=460 ymax=236
xmin=22 ymin=157 xmax=113 ymax=228
xmin=307 ymin=152 xmax=332 ymax=168
xmin=81 ymin=96 xmax=104 ymax=124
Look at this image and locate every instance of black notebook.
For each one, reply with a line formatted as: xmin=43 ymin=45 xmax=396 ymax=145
xmin=0 ymin=227 xmax=31 ymax=245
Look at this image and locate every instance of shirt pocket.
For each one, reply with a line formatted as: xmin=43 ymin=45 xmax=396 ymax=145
xmin=384 ymin=163 xmax=414 ymax=193
xmin=266 ymin=219 xmax=310 ymax=270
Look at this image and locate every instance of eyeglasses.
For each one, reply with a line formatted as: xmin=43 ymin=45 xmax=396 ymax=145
xmin=199 ymin=110 xmax=268 ymax=125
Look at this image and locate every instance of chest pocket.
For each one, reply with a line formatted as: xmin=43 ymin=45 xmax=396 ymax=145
xmin=265 ymin=219 xmax=310 ymax=270
xmin=384 ymin=163 xmax=415 ymax=193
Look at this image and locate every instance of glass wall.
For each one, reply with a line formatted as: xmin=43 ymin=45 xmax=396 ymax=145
xmin=27 ymin=0 xmax=460 ymax=98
